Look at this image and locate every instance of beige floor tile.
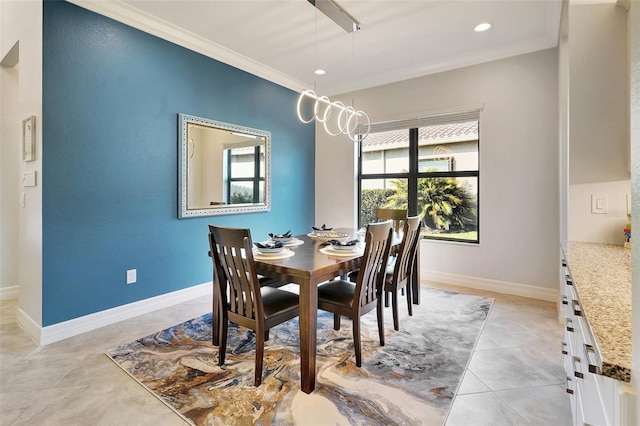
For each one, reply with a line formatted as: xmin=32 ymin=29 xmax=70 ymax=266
xmin=496 ymin=384 xmax=572 ymax=425
xmin=457 ymin=370 xmax=491 ymax=395
xmin=1 ymin=281 xmax=570 ymax=425
xmin=445 ymin=391 xmax=528 ymax=426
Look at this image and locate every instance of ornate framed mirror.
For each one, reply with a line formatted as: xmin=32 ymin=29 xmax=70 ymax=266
xmin=178 ymin=114 xmax=271 ymax=218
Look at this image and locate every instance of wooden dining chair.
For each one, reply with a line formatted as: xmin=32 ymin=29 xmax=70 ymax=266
xmin=208 ymin=225 xmax=300 ymax=386
xmin=317 ymin=220 xmax=394 ymax=367
xmin=384 ymin=215 xmax=422 ymax=331
xmin=376 ymin=208 xmax=407 ymax=235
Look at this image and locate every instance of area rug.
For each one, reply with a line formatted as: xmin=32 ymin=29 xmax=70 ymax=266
xmin=106 ymin=286 xmax=492 ymax=425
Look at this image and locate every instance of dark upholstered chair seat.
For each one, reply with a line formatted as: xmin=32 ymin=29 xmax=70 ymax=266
xmin=209 ymin=225 xmax=299 ymax=386
xmin=316 ymin=221 xmax=393 ymax=367
xmin=261 ymin=287 xmax=299 ymax=317
xmin=318 ymin=281 xmax=357 ymax=308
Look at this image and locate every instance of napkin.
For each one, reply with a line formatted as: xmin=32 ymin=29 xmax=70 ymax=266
xmin=327 ymin=239 xmax=359 ymax=247
xmin=254 ymin=241 xmax=284 ymax=249
xmin=269 ymin=230 xmax=292 ymax=238
xmin=312 ymin=224 xmax=333 ymax=231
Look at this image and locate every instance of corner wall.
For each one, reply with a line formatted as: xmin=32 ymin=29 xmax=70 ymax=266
xmin=40 ymin=1 xmax=315 ymax=327
xmin=568 ymin=3 xmax=630 ymax=244
xmin=628 ymin=0 xmax=640 ymax=416
xmin=0 ymin=0 xmax=43 ymax=323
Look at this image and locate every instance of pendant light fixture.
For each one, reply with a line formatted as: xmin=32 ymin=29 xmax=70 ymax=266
xmin=297 ymin=0 xmax=370 ymax=141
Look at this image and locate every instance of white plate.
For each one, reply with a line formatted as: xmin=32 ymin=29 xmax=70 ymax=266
xmin=267 ymin=238 xmax=304 ymax=247
xmin=307 ymin=232 xmax=350 ymax=242
xmin=252 ymin=249 xmax=295 ymax=261
xmin=255 ymin=247 xmax=286 ymax=254
xmin=329 ymin=243 xmax=361 ymax=252
xmin=319 ymin=247 xmax=364 ymax=257
xmin=270 ymin=236 xmax=293 ymax=243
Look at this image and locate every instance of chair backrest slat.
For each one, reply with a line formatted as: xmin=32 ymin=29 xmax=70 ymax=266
xmin=209 ymin=226 xmax=263 ymax=321
xmin=376 ymin=208 xmax=407 ymax=235
xmin=356 ymin=221 xmax=393 ymax=308
xmin=394 ymin=216 xmax=423 ymax=283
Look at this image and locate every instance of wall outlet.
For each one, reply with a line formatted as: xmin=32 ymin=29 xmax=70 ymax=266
xmin=126 ymin=269 xmax=137 ymax=285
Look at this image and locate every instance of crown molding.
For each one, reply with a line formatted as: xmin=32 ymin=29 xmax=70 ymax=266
xmin=66 ymin=0 xmax=309 ymax=94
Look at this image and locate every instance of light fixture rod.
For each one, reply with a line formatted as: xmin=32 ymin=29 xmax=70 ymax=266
xmin=307 ymin=0 xmax=360 ymax=33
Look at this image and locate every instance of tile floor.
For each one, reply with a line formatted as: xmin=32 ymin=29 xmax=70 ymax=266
xmin=0 ymin=281 xmax=572 ymax=425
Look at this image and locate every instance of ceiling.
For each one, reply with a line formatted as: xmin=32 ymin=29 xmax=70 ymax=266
xmin=71 ymin=0 xmax=563 ymax=96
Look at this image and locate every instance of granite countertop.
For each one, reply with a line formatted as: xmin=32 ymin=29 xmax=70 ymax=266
xmin=562 ymin=241 xmax=631 ymax=382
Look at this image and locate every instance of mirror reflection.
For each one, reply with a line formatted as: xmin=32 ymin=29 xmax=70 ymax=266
xmin=179 ymin=114 xmax=271 ymax=218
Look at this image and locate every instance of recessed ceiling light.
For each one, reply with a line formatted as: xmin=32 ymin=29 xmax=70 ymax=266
xmin=314 ymin=69 xmax=326 ymax=75
xmin=474 ymin=22 xmax=492 ymax=32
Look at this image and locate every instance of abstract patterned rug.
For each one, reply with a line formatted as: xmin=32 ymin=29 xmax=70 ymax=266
xmin=106 ymin=286 xmax=492 ymax=425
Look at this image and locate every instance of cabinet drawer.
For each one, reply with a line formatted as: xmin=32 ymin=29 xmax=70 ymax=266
xmin=576 ymin=316 xmax=602 ymax=375
xmin=576 ymin=367 xmax=610 ymax=425
xmin=563 ymin=284 xmax=580 ymax=320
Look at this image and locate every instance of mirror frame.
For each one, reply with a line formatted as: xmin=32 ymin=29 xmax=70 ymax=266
xmin=178 ymin=113 xmax=271 ymax=218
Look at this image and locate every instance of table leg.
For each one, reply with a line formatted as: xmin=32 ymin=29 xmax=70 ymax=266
xmin=299 ymin=281 xmax=318 ymax=394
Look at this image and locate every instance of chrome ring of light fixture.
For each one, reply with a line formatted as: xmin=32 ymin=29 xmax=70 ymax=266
xmin=296 ymin=90 xmax=370 ymax=141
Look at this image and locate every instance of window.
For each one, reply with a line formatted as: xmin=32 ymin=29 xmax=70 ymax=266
xmin=225 ymin=145 xmax=265 ymax=204
xmin=358 ymin=109 xmax=480 ymax=243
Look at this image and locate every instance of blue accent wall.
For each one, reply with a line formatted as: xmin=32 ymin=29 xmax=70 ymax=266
xmin=42 ymin=1 xmax=315 ymax=326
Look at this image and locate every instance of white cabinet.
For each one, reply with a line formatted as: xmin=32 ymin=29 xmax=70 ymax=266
xmin=561 ymin=253 xmax=634 ymax=426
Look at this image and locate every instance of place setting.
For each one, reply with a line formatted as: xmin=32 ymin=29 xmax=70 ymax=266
xmin=252 ymin=240 xmax=295 ymax=261
xmin=308 ymin=224 xmax=351 ymax=242
xmin=319 ymin=238 xmax=364 ymax=257
xmin=267 ymin=230 xmax=304 ymax=247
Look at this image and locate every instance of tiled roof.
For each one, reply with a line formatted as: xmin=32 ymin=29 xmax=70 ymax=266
xmin=362 ymin=121 xmax=478 ymax=149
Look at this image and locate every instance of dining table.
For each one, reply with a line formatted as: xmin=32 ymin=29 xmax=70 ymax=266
xmin=253 ymin=230 xmax=363 ymax=393
xmin=209 ymin=226 xmax=418 ymax=394
xmin=252 ymin=228 xmax=418 ymax=394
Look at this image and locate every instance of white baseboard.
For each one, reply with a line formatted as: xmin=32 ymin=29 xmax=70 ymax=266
xmin=16 ymin=307 xmax=41 ymax=345
xmin=18 ymin=282 xmax=213 ymax=346
xmin=0 ymin=285 xmax=18 ymax=301
xmin=422 ymin=270 xmax=558 ymax=302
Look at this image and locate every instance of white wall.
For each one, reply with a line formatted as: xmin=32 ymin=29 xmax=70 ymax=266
xmin=569 ymin=180 xmax=630 ymax=244
xmin=559 ymin=0 xmax=570 ymax=245
xmin=0 ymin=43 xmax=19 ymax=299
xmin=316 ymin=48 xmax=560 ymax=297
xmin=628 ymin=0 xmax=640 ymax=414
xmin=569 ymin=3 xmax=629 ymax=186
xmin=568 ymin=3 xmax=630 ymax=244
xmin=0 ymin=0 xmax=43 ymax=324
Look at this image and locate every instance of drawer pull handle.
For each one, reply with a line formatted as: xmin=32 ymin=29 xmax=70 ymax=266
xmin=573 ymin=356 xmax=584 ymax=379
xmin=561 ymin=341 xmax=568 ymax=355
xmin=572 ymin=300 xmax=582 ymax=316
xmin=565 ymin=317 xmax=574 ymax=332
xmin=565 ymin=376 xmax=574 ymax=394
xmin=583 ymin=344 xmax=601 ymax=374
xmin=561 ymin=295 xmax=568 ymax=305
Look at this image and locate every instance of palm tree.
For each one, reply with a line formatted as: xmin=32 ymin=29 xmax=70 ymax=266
xmin=387 ymin=176 xmax=476 ymax=232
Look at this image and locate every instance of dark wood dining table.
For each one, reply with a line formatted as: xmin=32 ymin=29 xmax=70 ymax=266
xmin=253 ymin=228 xmax=420 ymax=394
xmin=253 ymin=230 xmax=364 ymax=393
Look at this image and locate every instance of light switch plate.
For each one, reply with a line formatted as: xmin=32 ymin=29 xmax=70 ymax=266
xmin=591 ymin=194 xmax=608 ymax=214
xmin=22 ymin=171 xmax=36 ymax=187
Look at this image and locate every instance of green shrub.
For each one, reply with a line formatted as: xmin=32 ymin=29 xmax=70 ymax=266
xmin=360 ymin=188 xmax=396 ymax=226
